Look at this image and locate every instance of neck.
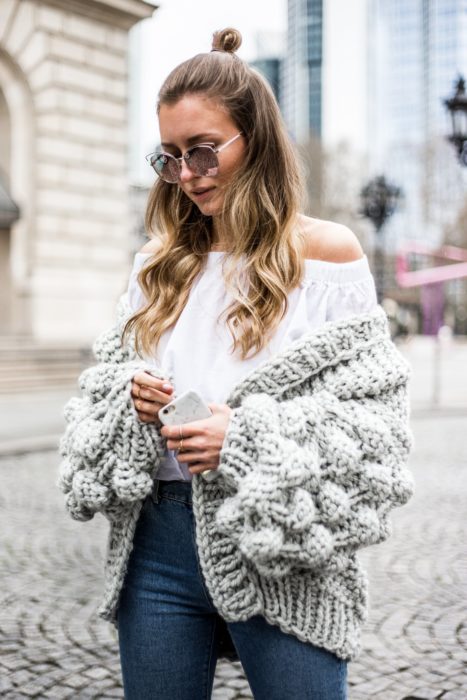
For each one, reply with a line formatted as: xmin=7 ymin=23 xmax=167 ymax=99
xmin=211 ymin=218 xmax=230 ymax=252
xmin=210 ymin=241 xmax=228 ymax=251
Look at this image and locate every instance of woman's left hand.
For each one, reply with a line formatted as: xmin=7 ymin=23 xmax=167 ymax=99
xmin=160 ymin=403 xmax=232 ymax=475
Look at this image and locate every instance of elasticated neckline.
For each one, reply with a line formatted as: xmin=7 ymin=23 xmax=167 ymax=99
xmin=134 ymin=252 xmax=372 ymax=284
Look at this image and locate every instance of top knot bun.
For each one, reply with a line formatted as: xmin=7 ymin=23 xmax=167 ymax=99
xmin=211 ymin=28 xmax=242 ymax=54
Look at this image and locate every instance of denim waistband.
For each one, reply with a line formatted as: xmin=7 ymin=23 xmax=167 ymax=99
xmin=151 ymin=478 xmax=192 ymax=505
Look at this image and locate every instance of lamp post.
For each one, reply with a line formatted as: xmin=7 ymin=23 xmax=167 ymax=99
xmin=360 ymin=175 xmax=402 ymax=303
xmin=443 ymin=75 xmax=467 ymax=166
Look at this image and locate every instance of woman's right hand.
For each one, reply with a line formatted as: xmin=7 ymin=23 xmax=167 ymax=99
xmin=131 ymin=371 xmax=174 ymax=425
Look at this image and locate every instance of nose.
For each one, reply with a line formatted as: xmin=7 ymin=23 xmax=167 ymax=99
xmin=179 ymin=158 xmax=196 ymax=183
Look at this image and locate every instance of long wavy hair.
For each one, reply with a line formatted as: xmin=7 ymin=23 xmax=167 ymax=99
xmin=123 ymin=28 xmax=306 ymax=361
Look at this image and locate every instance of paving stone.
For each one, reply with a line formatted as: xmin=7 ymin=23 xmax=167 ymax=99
xmin=409 ymin=687 xmax=443 ymax=698
xmin=63 ymin=673 xmax=90 ymax=689
xmin=96 ymin=688 xmax=123 ymax=698
xmin=441 ymin=681 xmax=464 ymax=691
xmin=350 ymin=676 xmax=393 ymax=694
xmin=0 ymin=642 xmax=22 ymax=653
xmin=449 ymin=673 xmax=467 ymax=684
xmin=33 ymin=663 xmax=60 ymax=673
xmin=224 ymin=677 xmax=251 ymax=689
xmin=23 ymin=649 xmax=53 ymax=664
xmin=93 ymin=678 xmax=119 ymax=691
xmin=212 ymin=688 xmax=237 ymax=699
xmin=216 ymin=661 xmax=245 ymax=678
xmin=381 ymin=691 xmax=410 ymax=700
xmin=42 ymin=687 xmax=75 ymax=700
xmin=1 ymin=654 xmax=30 ymax=671
xmin=9 ymin=669 xmax=37 ymax=687
xmin=83 ymin=666 xmax=111 ymax=680
xmin=54 ymin=657 xmax=87 ymax=671
xmin=0 ymin=677 xmax=14 ymax=693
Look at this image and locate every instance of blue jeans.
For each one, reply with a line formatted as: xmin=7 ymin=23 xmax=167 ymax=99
xmin=117 ymin=480 xmax=348 ymax=699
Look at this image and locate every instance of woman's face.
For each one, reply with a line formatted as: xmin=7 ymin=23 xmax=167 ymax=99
xmin=158 ymin=94 xmax=246 ymax=219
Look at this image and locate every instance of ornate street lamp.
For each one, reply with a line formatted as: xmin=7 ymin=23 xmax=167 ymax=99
xmin=443 ymin=75 xmax=467 ymax=166
xmin=360 ymin=175 xmax=402 ymax=303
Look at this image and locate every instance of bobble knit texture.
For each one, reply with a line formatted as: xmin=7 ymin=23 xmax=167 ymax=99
xmin=58 ymin=294 xmax=414 ymax=661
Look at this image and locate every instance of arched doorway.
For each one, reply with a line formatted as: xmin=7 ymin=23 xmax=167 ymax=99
xmin=0 ymin=86 xmax=20 ymax=333
xmin=0 ymin=49 xmax=34 ymax=337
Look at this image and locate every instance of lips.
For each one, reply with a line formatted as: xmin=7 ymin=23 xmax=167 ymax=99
xmin=191 ymin=187 xmax=215 ymax=196
xmin=190 ymin=187 xmax=216 ymax=202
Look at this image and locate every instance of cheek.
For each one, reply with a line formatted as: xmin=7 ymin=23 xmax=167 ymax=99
xmin=224 ymin=148 xmax=246 ymax=179
xmin=218 ymin=157 xmax=242 ymax=184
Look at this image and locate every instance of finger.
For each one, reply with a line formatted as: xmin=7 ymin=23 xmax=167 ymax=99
xmin=131 ymin=383 xmax=165 ymax=404
xmin=133 ymin=372 xmax=173 ymax=393
xmin=138 ymin=385 xmax=159 ymax=401
xmin=132 ymin=394 xmax=158 ymax=412
xmin=176 ymin=451 xmax=210 ymax=464
xmin=138 ymin=387 xmax=174 ymax=405
xmin=160 ymin=420 xmax=206 ymax=440
xmin=133 ymin=398 xmax=160 ymax=415
xmin=189 ymin=464 xmax=217 ymax=474
xmin=136 ymin=411 xmax=157 ymax=423
xmin=166 ymin=436 xmax=205 ymax=451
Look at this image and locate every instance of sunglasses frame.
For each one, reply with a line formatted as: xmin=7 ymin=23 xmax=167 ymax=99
xmin=145 ymin=132 xmax=243 ymax=183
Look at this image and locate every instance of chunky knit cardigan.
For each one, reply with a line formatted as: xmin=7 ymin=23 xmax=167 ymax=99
xmin=58 ymin=294 xmax=414 ymax=661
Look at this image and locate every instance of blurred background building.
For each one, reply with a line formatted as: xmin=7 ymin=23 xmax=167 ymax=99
xmin=282 ymin=0 xmax=324 ymax=141
xmin=0 ymin=0 xmax=155 ymax=345
xmin=367 ymin=0 xmax=466 ymax=247
xmin=250 ymin=31 xmax=285 ymax=105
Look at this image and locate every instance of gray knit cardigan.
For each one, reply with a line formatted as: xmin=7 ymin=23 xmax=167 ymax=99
xmin=58 ymin=293 xmax=414 ymax=661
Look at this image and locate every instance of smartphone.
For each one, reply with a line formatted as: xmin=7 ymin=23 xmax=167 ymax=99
xmin=158 ymin=390 xmax=212 ymax=425
xmin=158 ymin=390 xmax=218 ymax=482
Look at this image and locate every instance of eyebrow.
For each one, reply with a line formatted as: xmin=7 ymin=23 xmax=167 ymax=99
xmin=161 ymin=133 xmax=220 ymax=149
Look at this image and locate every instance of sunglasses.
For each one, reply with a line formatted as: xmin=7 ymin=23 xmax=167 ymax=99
xmin=145 ymin=132 xmax=243 ymax=183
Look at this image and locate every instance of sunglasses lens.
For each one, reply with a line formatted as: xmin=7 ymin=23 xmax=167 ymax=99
xmin=186 ymin=146 xmax=219 ymax=176
xmin=149 ymin=145 xmax=220 ymax=182
xmin=153 ymin=154 xmax=179 ymax=183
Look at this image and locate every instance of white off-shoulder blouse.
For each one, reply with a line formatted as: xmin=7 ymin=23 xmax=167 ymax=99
xmin=127 ymin=251 xmax=378 ymax=481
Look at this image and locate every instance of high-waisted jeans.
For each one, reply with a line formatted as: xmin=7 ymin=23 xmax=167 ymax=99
xmin=117 ymin=479 xmax=348 ymax=699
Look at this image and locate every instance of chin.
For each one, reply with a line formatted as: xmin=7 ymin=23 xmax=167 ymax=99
xmin=200 ymin=205 xmax=222 ymax=217
xmin=194 ymin=199 xmax=223 ymax=217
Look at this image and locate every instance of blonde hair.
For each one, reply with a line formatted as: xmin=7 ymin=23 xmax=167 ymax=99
xmin=124 ymin=28 xmax=306 ymax=361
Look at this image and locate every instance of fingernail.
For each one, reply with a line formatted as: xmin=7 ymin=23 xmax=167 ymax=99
xmin=162 ymin=383 xmax=172 ymax=390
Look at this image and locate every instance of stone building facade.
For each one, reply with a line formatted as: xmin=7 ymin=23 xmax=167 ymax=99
xmin=0 ymin=0 xmax=155 ymax=342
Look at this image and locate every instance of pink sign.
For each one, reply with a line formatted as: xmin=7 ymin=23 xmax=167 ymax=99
xmin=396 ymin=242 xmax=467 ymax=287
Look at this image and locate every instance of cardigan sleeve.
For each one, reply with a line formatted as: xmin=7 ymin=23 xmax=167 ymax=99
xmin=214 ymin=337 xmax=415 ymax=578
xmin=57 ymin=294 xmax=167 ymax=522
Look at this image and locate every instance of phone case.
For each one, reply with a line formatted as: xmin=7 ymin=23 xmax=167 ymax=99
xmin=158 ymin=390 xmax=212 ymax=425
xmin=158 ymin=391 xmax=218 ymax=482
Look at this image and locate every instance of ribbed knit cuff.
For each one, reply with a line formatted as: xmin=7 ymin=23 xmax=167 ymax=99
xmin=217 ymin=406 xmax=258 ymax=489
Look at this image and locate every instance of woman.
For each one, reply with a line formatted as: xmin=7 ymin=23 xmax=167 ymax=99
xmin=58 ymin=28 xmax=414 ymax=699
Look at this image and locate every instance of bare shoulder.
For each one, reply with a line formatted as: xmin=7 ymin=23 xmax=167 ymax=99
xmin=297 ymin=214 xmax=364 ymax=263
xmin=139 ymin=237 xmax=163 ymax=254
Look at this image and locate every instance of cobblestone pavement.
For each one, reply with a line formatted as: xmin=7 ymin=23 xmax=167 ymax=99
xmin=0 ymin=413 xmax=466 ymax=699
